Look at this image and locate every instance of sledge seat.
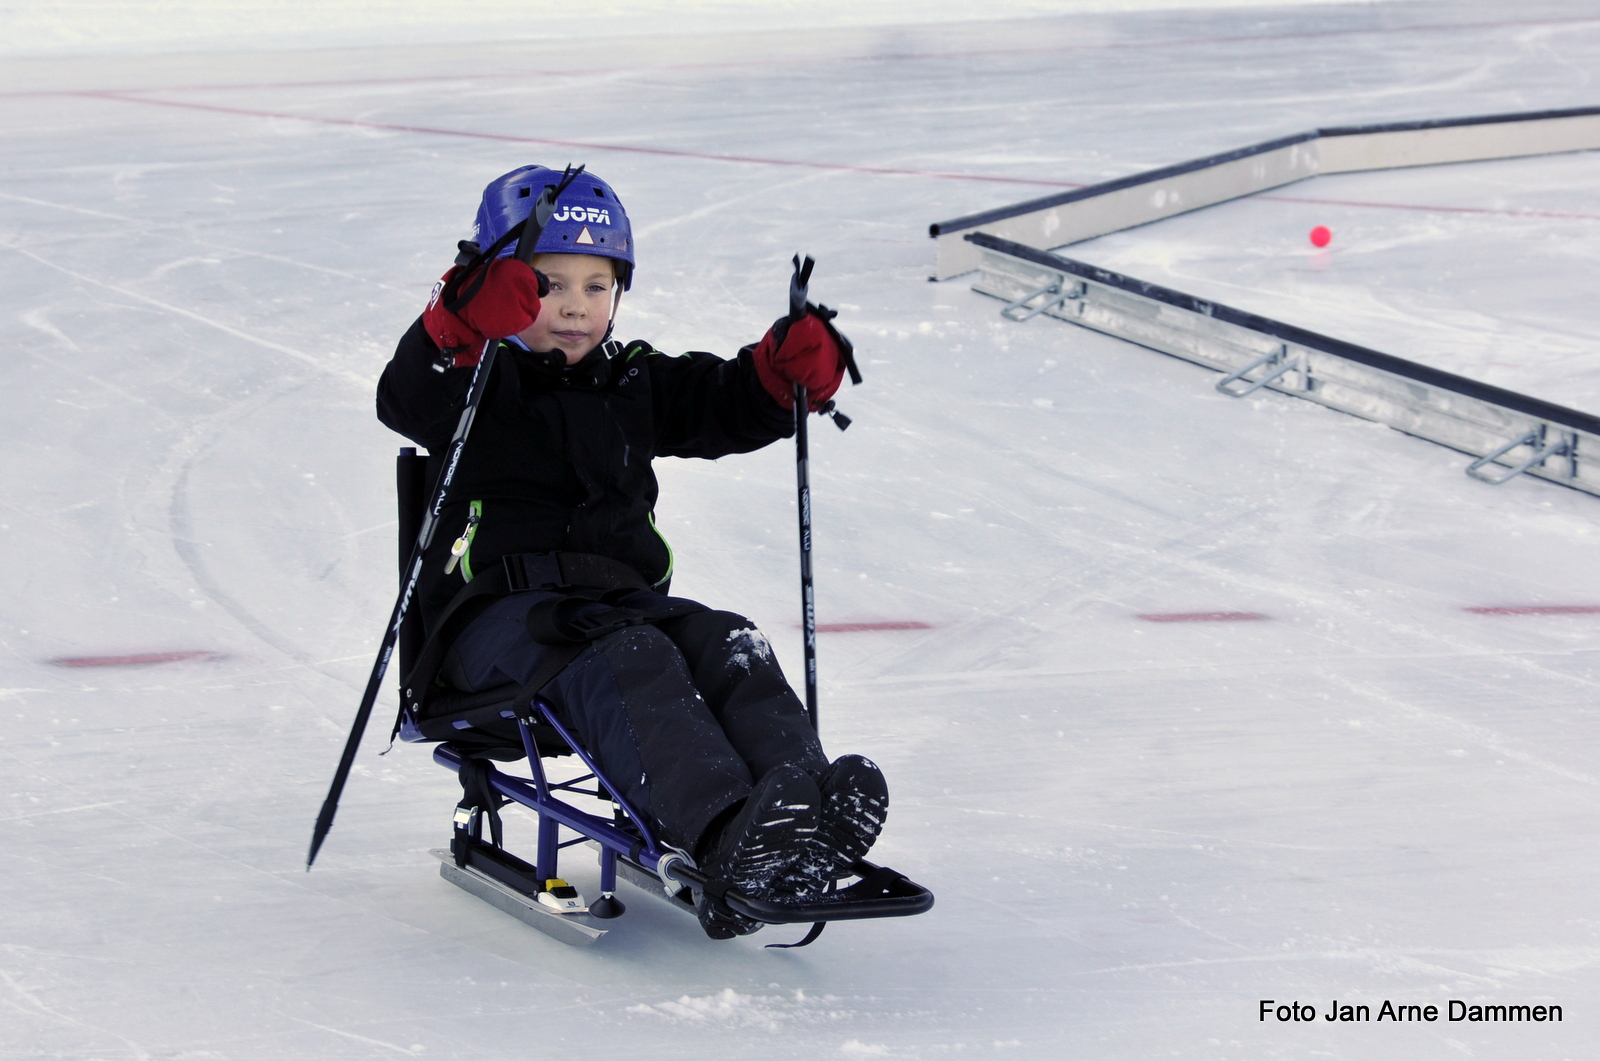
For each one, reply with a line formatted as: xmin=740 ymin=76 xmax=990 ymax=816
xmin=394 ymin=447 xmax=570 ymax=760
xmin=402 ymin=682 xmax=573 ymax=760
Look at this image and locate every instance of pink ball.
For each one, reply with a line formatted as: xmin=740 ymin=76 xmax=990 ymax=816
xmin=1309 ymin=225 xmax=1332 ymax=248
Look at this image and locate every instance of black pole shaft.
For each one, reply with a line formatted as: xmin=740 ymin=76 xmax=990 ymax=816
xmin=306 ymin=338 xmax=500 ymax=869
xmin=306 ymin=167 xmax=580 ymax=870
xmin=795 ymin=383 xmax=818 ymax=733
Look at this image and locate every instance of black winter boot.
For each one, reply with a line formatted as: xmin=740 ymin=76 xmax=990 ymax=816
xmin=780 ymin=755 xmax=889 ymax=900
xmin=695 ymin=764 xmax=820 ymax=939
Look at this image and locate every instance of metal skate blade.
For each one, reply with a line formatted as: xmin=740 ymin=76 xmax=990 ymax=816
xmin=431 ymin=849 xmax=607 ymax=947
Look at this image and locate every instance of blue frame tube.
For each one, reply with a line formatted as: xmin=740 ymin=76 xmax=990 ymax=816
xmin=432 ymin=691 xmax=666 ymax=885
xmin=433 ymin=743 xmax=662 ymax=869
xmin=529 ymin=696 xmax=660 ymax=853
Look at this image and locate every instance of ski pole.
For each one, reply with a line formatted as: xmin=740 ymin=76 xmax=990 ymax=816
xmin=786 ymin=254 xmax=864 ymax=733
xmin=787 ymin=254 xmax=819 ymax=732
xmin=307 ymin=168 xmax=581 ymax=869
xmin=306 ymin=335 xmax=499 ymax=869
xmin=795 ymin=380 xmax=818 ymax=733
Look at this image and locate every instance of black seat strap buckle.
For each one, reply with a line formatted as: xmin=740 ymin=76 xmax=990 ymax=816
xmin=503 ymin=553 xmax=531 ymax=592
xmin=503 ymin=553 xmax=564 ymax=593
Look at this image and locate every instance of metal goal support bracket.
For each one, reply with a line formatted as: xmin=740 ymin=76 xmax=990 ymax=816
xmin=964 ymin=232 xmax=1600 ymax=500
xmin=1001 ymin=279 xmax=1085 ymax=322
xmin=1216 ymin=345 xmax=1311 ymax=398
xmin=1466 ymin=427 xmax=1578 ymax=486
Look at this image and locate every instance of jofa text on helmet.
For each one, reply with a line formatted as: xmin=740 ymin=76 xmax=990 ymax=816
xmin=552 ymin=205 xmax=611 ymax=225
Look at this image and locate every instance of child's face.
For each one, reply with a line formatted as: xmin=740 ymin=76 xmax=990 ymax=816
xmin=516 ymin=253 xmax=617 ymax=364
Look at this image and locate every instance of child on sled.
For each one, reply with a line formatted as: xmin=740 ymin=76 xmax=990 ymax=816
xmin=377 ymin=164 xmax=884 ymax=939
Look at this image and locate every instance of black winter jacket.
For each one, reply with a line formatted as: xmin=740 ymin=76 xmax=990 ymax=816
xmin=377 ymin=317 xmax=794 ymax=636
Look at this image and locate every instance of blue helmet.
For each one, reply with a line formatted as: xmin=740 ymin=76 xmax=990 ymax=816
xmin=471 ymin=164 xmax=634 ymax=290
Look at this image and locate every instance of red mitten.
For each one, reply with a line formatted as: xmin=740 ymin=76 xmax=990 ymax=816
xmin=753 ymin=313 xmax=846 ymax=411
xmin=422 ymin=258 xmax=545 ymax=368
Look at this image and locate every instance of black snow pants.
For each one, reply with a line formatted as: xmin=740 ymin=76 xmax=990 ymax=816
xmin=441 ymin=592 xmax=827 ymax=852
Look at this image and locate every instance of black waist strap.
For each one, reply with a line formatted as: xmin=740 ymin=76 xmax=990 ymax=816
xmin=395 ymin=551 xmax=650 ymax=737
xmin=503 ymin=551 xmax=649 ymax=594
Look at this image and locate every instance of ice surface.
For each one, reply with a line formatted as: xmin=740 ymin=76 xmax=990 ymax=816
xmin=3 ymin=2 xmax=1600 ymax=1059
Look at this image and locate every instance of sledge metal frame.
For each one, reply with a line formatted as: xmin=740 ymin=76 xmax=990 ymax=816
xmin=417 ymin=696 xmax=934 ymax=947
xmin=967 ymin=232 xmax=1600 ymax=495
xmin=454 ymin=694 xmax=662 ymax=907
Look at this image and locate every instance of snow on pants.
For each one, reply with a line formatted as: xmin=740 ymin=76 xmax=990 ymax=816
xmin=440 ymin=591 xmax=827 ymax=852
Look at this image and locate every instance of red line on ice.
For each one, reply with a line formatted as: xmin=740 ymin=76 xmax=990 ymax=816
xmin=816 ymin=621 xmax=934 ymax=633
xmin=51 ymin=650 xmax=223 ymax=668
xmin=64 ymin=93 xmax=1081 ymax=189
xmin=1137 ymin=612 xmax=1266 ymax=623
xmin=58 ymin=94 xmax=1600 ymax=222
xmin=1464 ymin=605 xmax=1600 ymax=616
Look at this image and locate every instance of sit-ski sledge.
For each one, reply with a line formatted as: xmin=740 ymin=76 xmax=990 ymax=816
xmin=305 ymin=215 xmax=931 ymax=946
xmin=393 ymin=443 xmax=933 ymax=948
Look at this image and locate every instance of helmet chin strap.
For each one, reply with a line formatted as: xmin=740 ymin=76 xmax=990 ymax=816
xmin=601 ymin=286 xmax=624 ymax=345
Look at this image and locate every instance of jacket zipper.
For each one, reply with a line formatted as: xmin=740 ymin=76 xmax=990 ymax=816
xmin=443 ymin=500 xmax=482 ymax=579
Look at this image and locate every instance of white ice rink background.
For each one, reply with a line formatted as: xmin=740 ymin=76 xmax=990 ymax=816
xmin=3 ymin=1 xmax=1599 ymax=1058
xmin=2 ymin=0 xmax=1391 ymax=57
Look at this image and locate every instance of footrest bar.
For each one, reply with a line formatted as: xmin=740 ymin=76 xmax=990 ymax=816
xmin=652 ymin=857 xmax=935 ymax=924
